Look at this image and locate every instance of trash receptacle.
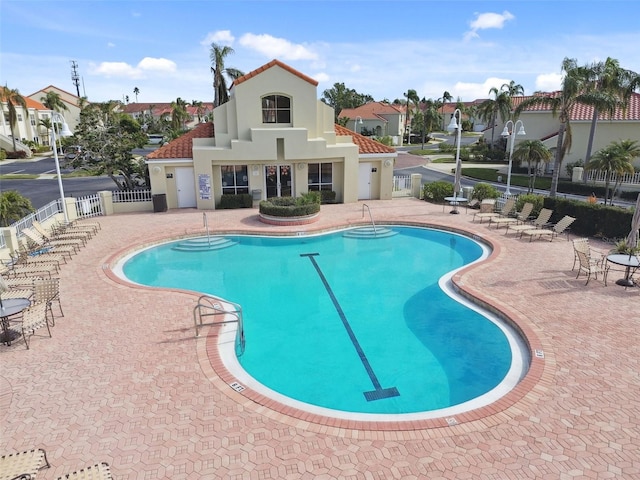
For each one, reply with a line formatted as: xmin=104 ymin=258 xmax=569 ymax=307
xmin=152 ymin=194 xmax=167 ymax=212
xmin=462 ymin=186 xmax=474 ymax=200
xmin=251 ymin=189 xmax=262 ymax=201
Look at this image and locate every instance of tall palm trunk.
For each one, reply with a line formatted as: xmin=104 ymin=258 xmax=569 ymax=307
xmin=550 ymin=122 xmax=566 ymax=197
xmin=583 ymin=108 xmax=599 ymax=183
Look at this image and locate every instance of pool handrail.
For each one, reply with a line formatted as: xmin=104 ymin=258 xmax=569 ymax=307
xmin=193 ymin=295 xmax=245 ymax=355
xmin=362 ymin=204 xmax=377 ymax=236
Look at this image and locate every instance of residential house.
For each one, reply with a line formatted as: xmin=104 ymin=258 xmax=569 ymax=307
xmin=1 ymin=97 xmax=54 ymax=155
xmin=493 ymin=93 xmax=640 ymax=173
xmin=147 ymin=59 xmax=397 ymax=210
xmin=339 ymin=102 xmax=406 ymax=145
xmin=27 ymin=85 xmax=84 ymax=131
xmin=120 ymin=102 xmax=215 ymax=131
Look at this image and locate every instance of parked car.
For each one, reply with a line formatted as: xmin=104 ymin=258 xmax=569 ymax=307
xmin=147 ymin=134 xmax=166 ymax=145
xmin=63 ymin=145 xmax=82 ymax=160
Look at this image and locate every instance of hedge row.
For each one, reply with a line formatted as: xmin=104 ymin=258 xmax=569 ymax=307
xmin=218 ymin=193 xmax=253 ymax=209
xmin=259 ymin=194 xmax=321 ymax=217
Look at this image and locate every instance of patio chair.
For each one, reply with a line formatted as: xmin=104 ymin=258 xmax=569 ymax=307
xmin=54 ymin=219 xmax=101 ymax=235
xmin=490 ymin=202 xmax=534 ymax=229
xmin=6 ymin=301 xmax=51 ymax=349
xmin=0 ymin=448 xmax=50 ymax=480
xmin=473 ymin=197 xmax=516 ymax=223
xmin=0 ymin=261 xmax=58 ymax=280
xmin=520 ymin=215 xmax=576 ymax=242
xmin=571 ymin=238 xmax=608 ymax=271
xmin=33 ymin=277 xmax=63 ymax=326
xmin=55 ymin=462 xmax=112 ymax=480
xmin=575 ymin=248 xmax=608 ymax=285
xmin=12 ymin=243 xmax=67 ymax=268
xmin=504 ymin=208 xmax=553 ymax=237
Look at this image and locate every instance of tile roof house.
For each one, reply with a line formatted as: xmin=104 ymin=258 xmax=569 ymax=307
xmin=0 ymin=95 xmax=60 ymax=155
xmin=120 ymin=102 xmax=215 ymax=130
xmin=27 ymin=85 xmax=84 ymax=130
xmin=147 ymin=59 xmax=397 ymax=210
xmin=493 ymin=92 xmax=640 ymax=169
xmin=339 ymin=102 xmax=406 ymax=145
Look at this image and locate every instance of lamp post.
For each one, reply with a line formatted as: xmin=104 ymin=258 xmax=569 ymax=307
xmin=501 ymin=119 xmax=526 ymax=196
xmin=447 ymin=108 xmax=463 ymax=196
xmin=50 ymin=112 xmax=73 ymax=223
xmin=354 ymin=116 xmax=363 ymax=134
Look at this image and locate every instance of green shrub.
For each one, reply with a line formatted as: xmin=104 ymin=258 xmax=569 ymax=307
xmin=319 ymin=190 xmax=337 ymax=204
xmin=259 ymin=195 xmax=321 ymax=217
xmin=471 ymin=183 xmax=499 ymax=201
xmin=422 ymin=181 xmax=454 ymax=203
xmin=218 ymin=193 xmax=253 ymax=209
xmin=0 ymin=149 xmax=6 ymax=161
xmin=515 ymin=193 xmax=545 ymax=216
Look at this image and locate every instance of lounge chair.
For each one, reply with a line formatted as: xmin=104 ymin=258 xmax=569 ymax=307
xmin=504 ymin=208 xmax=553 ymax=237
xmin=22 ymin=228 xmax=80 ymax=256
xmin=575 ymin=248 xmax=608 ymax=285
xmin=490 ymin=202 xmax=534 ymax=229
xmin=0 ymin=449 xmax=50 ymax=479
xmin=473 ymin=197 xmax=516 ymax=223
xmin=55 ymin=462 xmax=112 ymax=479
xmin=33 ymin=220 xmax=91 ymax=243
xmin=6 ymin=301 xmax=51 ymax=349
xmin=0 ymin=261 xmax=58 ymax=279
xmin=520 ymin=215 xmax=576 ymax=242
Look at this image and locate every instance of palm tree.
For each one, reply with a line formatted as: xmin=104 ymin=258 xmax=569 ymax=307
xmin=38 ymin=117 xmax=52 ymax=147
xmin=512 ymin=140 xmax=553 ymax=193
xmin=1 ymin=85 xmax=28 ymax=152
xmin=209 ymin=43 xmax=244 ymax=108
xmin=440 ymin=91 xmax=453 ymax=130
xmin=585 ymin=140 xmax=639 ymax=205
xmin=581 ymin=58 xmax=639 ymax=171
xmin=515 ymin=57 xmax=590 ymax=197
xmin=0 ymin=190 xmax=34 ymax=226
xmin=170 ymin=97 xmax=189 ymax=131
xmin=40 ymin=90 xmax=68 ymax=113
xmin=501 ymin=80 xmax=525 ymax=97
xmin=404 ymin=89 xmax=419 ymax=144
xmin=133 ymin=87 xmax=140 ymax=102
xmin=477 ymin=87 xmax=511 ymax=150
xmin=192 ymin=100 xmax=204 ymax=122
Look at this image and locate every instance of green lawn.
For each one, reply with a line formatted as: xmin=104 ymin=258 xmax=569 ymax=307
xmin=462 ymin=167 xmax=553 ymax=190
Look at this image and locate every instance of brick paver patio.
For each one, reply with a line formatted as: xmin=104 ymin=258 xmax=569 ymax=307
xmin=2 ymin=198 xmax=639 ymax=479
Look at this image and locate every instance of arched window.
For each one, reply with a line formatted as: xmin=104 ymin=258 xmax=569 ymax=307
xmin=262 ymin=95 xmax=291 ymax=124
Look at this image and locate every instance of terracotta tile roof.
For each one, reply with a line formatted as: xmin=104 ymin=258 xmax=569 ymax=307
xmin=339 ymin=102 xmax=403 ymax=120
xmin=147 ymin=122 xmax=214 ymax=159
xmin=28 ymin=84 xmax=80 ymax=100
xmin=232 ymin=59 xmax=318 ymax=88
xmin=25 ymin=98 xmax=46 ymax=110
xmin=512 ymin=92 xmax=640 ymax=121
xmin=335 ymin=124 xmax=396 ymax=154
xmin=148 ymin=123 xmax=394 ymax=160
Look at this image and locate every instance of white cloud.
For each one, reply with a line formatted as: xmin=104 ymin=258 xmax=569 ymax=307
xmin=107 ymin=42 xmax=115 ymax=48
xmin=89 ymin=57 xmax=177 ymax=79
xmin=137 ymin=57 xmax=176 ymax=73
xmin=201 ymin=30 xmax=235 ymax=47
xmin=312 ymin=72 xmax=330 ymax=83
xmin=535 ymin=73 xmax=563 ymax=92
xmin=452 ymin=77 xmax=512 ymax=100
xmin=238 ymin=33 xmax=317 ymax=61
xmin=464 ymin=11 xmax=515 ymax=41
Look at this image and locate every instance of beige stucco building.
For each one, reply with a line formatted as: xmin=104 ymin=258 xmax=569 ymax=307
xmin=147 ymin=60 xmax=397 ymax=210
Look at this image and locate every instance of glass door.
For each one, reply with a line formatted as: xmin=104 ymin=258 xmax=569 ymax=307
xmin=265 ymin=165 xmax=292 ymax=198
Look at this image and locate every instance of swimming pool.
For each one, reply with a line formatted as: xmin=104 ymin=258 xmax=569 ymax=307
xmin=118 ymin=226 xmax=529 ymax=420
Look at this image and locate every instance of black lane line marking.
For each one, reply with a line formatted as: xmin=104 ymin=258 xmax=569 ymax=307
xmin=301 ymin=253 xmax=399 ymax=401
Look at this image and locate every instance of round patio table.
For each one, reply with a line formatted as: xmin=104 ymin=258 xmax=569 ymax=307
xmin=0 ymin=297 xmax=31 ymax=346
xmin=606 ymin=254 xmax=640 ymax=287
xmin=444 ymin=196 xmax=468 ymax=214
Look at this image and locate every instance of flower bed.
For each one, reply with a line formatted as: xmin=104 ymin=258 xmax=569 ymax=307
xmin=258 ymin=194 xmax=321 ymax=225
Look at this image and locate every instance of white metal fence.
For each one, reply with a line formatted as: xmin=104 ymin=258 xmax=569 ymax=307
xmin=392 ymin=175 xmax=412 ymax=197
xmin=10 ymin=200 xmax=62 ymax=238
xmin=74 ymin=194 xmax=103 ymax=218
xmin=586 ymin=170 xmax=640 ymax=185
xmin=112 ymin=189 xmax=152 ymax=203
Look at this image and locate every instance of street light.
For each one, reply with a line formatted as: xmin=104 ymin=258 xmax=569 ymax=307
xmin=501 ymin=119 xmax=526 ymax=196
xmin=447 ymin=108 xmax=463 ymax=197
xmin=50 ymin=111 xmax=73 ymax=223
xmin=354 ymin=116 xmax=363 ymax=134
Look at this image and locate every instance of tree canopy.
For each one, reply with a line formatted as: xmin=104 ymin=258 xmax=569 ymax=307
xmin=68 ymin=102 xmax=149 ymax=190
xmin=321 ymin=83 xmax=374 ymax=120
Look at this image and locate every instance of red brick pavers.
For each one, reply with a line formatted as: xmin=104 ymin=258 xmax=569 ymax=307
xmin=2 ymin=198 xmax=639 ymax=479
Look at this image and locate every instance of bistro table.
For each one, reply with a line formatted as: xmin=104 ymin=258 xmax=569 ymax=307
xmin=0 ymin=297 xmax=31 ymax=346
xmin=606 ymin=254 xmax=640 ymax=287
xmin=444 ymin=196 xmax=469 ymax=214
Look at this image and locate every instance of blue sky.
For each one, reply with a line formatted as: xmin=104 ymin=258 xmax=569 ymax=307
xmin=2 ymin=0 xmax=639 ymax=105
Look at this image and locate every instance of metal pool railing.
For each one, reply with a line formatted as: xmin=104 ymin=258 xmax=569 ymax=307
xmin=193 ymin=295 xmax=245 ymax=355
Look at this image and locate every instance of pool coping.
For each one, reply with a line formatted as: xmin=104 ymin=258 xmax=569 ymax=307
xmin=103 ymin=220 xmax=552 ymax=433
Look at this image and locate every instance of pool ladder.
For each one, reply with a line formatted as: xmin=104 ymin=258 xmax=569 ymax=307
xmin=362 ymin=204 xmax=377 ymax=236
xmin=193 ymin=295 xmax=245 ymax=356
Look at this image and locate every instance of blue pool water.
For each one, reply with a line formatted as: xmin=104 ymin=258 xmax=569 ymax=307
xmin=120 ymin=226 xmax=526 ymax=416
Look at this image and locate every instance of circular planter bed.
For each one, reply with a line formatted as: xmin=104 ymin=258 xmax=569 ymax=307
xmin=258 ymin=195 xmax=321 ymax=226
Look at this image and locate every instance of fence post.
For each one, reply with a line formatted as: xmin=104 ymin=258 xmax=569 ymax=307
xmin=99 ymin=191 xmax=114 ymax=216
xmin=0 ymin=226 xmax=19 ymax=255
xmin=411 ymin=174 xmax=422 ymax=199
xmin=64 ymin=198 xmax=79 ymax=222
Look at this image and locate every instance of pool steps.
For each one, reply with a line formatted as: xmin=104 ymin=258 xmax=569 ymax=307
xmin=343 ymin=226 xmax=398 ymax=239
xmin=172 ymin=236 xmax=238 ymax=251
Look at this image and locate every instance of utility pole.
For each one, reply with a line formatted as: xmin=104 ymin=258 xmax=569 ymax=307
xmin=70 ymin=60 xmax=80 ymax=97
